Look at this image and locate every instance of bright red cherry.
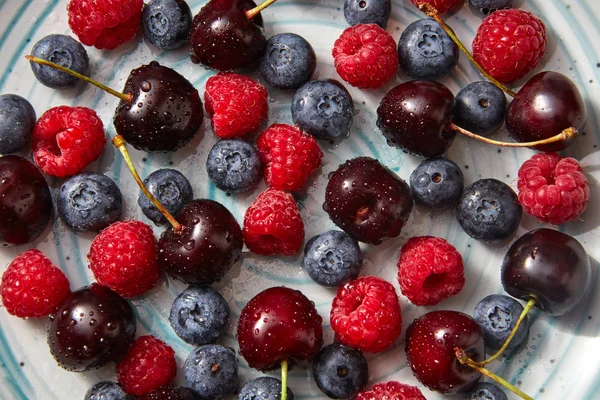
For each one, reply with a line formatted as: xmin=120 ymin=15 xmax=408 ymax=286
xmin=237 ymin=286 xmax=323 ymax=371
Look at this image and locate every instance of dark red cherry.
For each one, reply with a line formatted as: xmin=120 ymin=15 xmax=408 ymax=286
xmin=323 ymin=157 xmax=413 ymax=245
xmin=405 ymin=310 xmax=484 ymax=394
xmin=0 ymin=155 xmax=52 ymax=246
xmin=501 ymin=228 xmax=591 ymax=316
xmin=376 ymin=80 xmax=456 ymax=158
xmin=47 ymin=284 xmax=136 ymax=372
xmin=237 ymin=286 xmax=323 ymax=371
xmin=506 ymin=71 xmax=585 ymax=152
xmin=188 ymin=0 xmax=266 ymax=71
xmin=113 ymin=61 xmax=203 ymax=152
xmin=158 ymin=199 xmax=243 ymax=284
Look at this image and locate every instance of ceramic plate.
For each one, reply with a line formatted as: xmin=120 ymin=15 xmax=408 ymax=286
xmin=1 ymin=0 xmax=599 ymax=399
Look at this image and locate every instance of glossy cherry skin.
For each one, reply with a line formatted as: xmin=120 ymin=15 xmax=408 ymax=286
xmin=47 ymin=284 xmax=136 ymax=372
xmin=405 ymin=310 xmax=484 ymax=394
xmin=158 ymin=199 xmax=243 ymax=284
xmin=501 ymin=228 xmax=591 ymax=316
xmin=114 ymin=61 xmax=203 ymax=152
xmin=237 ymin=286 xmax=324 ymax=371
xmin=188 ymin=0 xmax=265 ymax=71
xmin=506 ymin=71 xmax=585 ymax=152
xmin=0 ymin=155 xmax=52 ymax=246
xmin=377 ymin=80 xmax=456 ymax=158
xmin=324 ymin=157 xmax=413 ymax=245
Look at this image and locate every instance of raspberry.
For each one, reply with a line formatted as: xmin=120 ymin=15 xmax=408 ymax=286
xmin=88 ymin=220 xmax=160 ymax=297
xmin=243 ymin=189 xmax=305 ymax=256
xmin=472 ymin=9 xmax=547 ymax=83
xmin=409 ymin=0 xmax=464 ymax=14
xmin=330 ymin=276 xmax=402 ymax=353
xmin=32 ymin=106 xmax=106 ymax=178
xmin=67 ymin=0 xmax=143 ymax=50
xmin=0 ymin=249 xmax=71 ymax=318
xmin=517 ymin=152 xmax=589 ymax=225
xmin=256 ymin=124 xmax=323 ymax=191
xmin=204 ymin=72 xmax=269 ymax=139
xmin=117 ymin=335 xmax=177 ymax=396
xmin=397 ymin=236 xmax=465 ymax=306
xmin=332 ymin=24 xmax=398 ymax=89
xmin=355 ymin=381 xmax=427 ymax=400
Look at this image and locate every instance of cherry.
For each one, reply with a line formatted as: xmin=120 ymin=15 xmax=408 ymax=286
xmin=377 ymin=80 xmax=456 ymax=158
xmin=323 ymin=157 xmax=413 ymax=245
xmin=405 ymin=310 xmax=484 ymax=395
xmin=501 ymin=228 xmax=591 ymax=316
xmin=0 ymin=155 xmax=52 ymax=246
xmin=114 ymin=61 xmax=204 ymax=152
xmin=47 ymin=284 xmax=136 ymax=372
xmin=237 ymin=286 xmax=323 ymax=372
xmin=505 ymin=72 xmax=585 ymax=152
xmin=158 ymin=199 xmax=243 ymax=284
xmin=188 ymin=0 xmax=266 ymax=71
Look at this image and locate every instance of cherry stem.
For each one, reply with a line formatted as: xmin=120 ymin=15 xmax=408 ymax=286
xmin=25 ymin=55 xmax=133 ymax=102
xmin=281 ymin=359 xmax=288 ymax=400
xmin=112 ymin=135 xmax=183 ymax=233
xmin=449 ymin=123 xmax=578 ymax=148
xmin=245 ymin=0 xmax=277 ymax=19
xmin=416 ymin=3 xmax=518 ymax=98
xmin=455 ymin=348 xmax=533 ymax=400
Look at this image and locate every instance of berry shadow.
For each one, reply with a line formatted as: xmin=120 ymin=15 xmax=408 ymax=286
xmin=561 ymin=168 xmax=600 ymax=236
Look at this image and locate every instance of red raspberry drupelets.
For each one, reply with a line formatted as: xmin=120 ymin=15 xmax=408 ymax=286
xmin=0 ymin=249 xmax=71 ymax=318
xmin=355 ymin=381 xmax=427 ymax=400
xmin=243 ymin=189 xmax=305 ymax=256
xmin=257 ymin=124 xmax=323 ymax=191
xmin=473 ymin=9 xmax=547 ymax=83
xmin=32 ymin=106 xmax=106 ymax=178
xmin=397 ymin=236 xmax=465 ymax=306
xmin=204 ymin=72 xmax=269 ymax=139
xmin=117 ymin=335 xmax=177 ymax=396
xmin=67 ymin=0 xmax=143 ymax=50
xmin=517 ymin=152 xmax=589 ymax=225
xmin=88 ymin=220 xmax=160 ymax=297
xmin=332 ymin=24 xmax=398 ymax=89
xmin=410 ymin=0 xmax=464 ymax=14
xmin=330 ymin=276 xmax=402 ymax=353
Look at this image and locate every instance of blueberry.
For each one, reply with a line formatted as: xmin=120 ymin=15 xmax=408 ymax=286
xmin=462 ymin=382 xmax=508 ymax=400
xmin=312 ymin=343 xmax=368 ymax=399
xmin=469 ymin=0 xmax=513 ymax=15
xmin=291 ymin=79 xmax=354 ymax=141
xmin=57 ymin=172 xmax=122 ymax=233
xmin=0 ymin=94 xmax=36 ymax=154
xmin=206 ymin=139 xmax=262 ymax=193
xmin=138 ymin=168 xmax=193 ymax=225
xmin=456 ymin=179 xmax=522 ymax=243
xmin=184 ymin=344 xmax=238 ymax=399
xmin=473 ymin=294 xmax=529 ymax=351
xmin=29 ymin=34 xmax=89 ymax=89
xmin=454 ymin=81 xmax=507 ymax=136
xmin=397 ymin=18 xmax=458 ymax=80
xmin=142 ymin=0 xmax=192 ymax=50
xmin=343 ymin=0 xmax=391 ymax=29
xmin=169 ymin=285 xmax=229 ymax=345
xmin=259 ymin=33 xmax=317 ymax=90
xmin=302 ymin=230 xmax=363 ymax=287
xmin=409 ymin=157 xmax=463 ymax=209
xmin=238 ymin=377 xmax=294 ymax=400
xmin=85 ymin=381 xmax=133 ymax=400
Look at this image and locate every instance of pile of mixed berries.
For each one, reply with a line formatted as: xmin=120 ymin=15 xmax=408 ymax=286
xmin=0 ymin=0 xmax=595 ymax=398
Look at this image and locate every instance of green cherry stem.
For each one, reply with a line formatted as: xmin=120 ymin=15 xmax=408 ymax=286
xmin=245 ymin=0 xmax=277 ymax=19
xmin=455 ymin=348 xmax=534 ymax=400
xmin=449 ymin=123 xmax=578 ymax=148
xmin=25 ymin=55 xmax=133 ymax=102
xmin=416 ymin=3 xmax=518 ymax=98
xmin=112 ymin=135 xmax=183 ymax=233
xmin=281 ymin=359 xmax=288 ymax=400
